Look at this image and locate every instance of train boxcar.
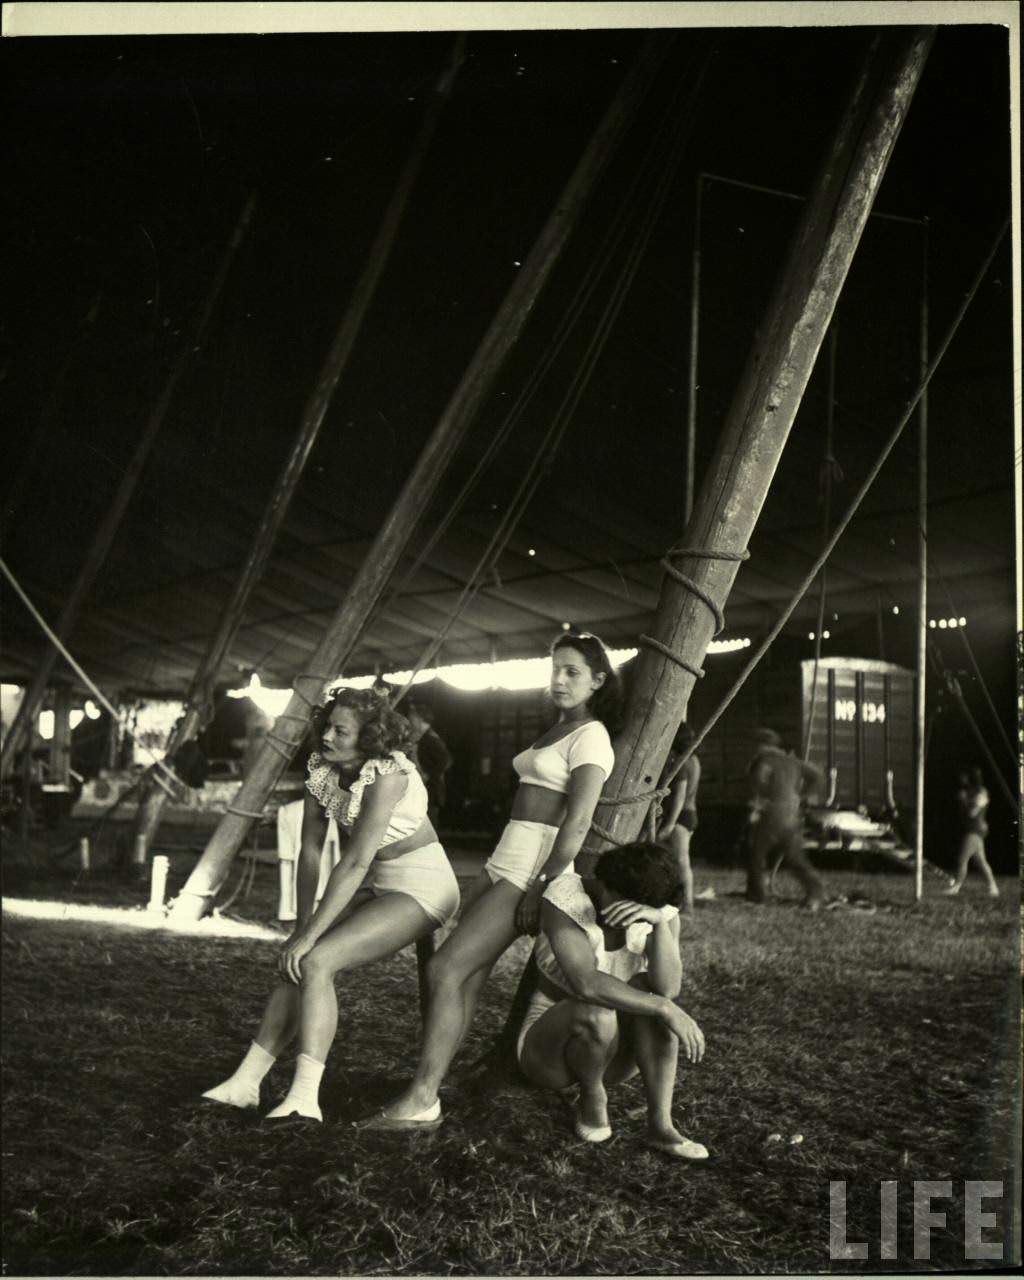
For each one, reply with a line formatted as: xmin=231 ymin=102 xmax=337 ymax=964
xmin=690 ymin=656 xmax=915 ymax=815
xmin=688 ymin=655 xmax=921 ymax=868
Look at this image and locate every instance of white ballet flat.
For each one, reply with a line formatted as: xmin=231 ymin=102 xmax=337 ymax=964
xmin=357 ymin=1099 xmax=443 ymax=1131
xmin=573 ymin=1104 xmax=612 ymax=1144
xmin=646 ymin=1135 xmax=709 ymax=1160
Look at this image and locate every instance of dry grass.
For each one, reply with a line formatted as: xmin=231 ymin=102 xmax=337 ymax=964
xmin=1 ymin=855 xmax=1019 ymax=1275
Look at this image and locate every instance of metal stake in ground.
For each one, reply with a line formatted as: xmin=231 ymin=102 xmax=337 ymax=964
xmin=582 ymin=28 xmax=936 ymax=860
xmin=168 ymin=33 xmax=675 ymax=923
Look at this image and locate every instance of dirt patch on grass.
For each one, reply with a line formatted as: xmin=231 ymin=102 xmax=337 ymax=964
xmin=2 ymin=865 xmax=1018 ymax=1274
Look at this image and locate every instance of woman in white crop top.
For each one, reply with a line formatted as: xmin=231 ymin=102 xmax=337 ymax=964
xmin=367 ymin=632 xmax=620 ymax=1130
xmin=519 ymin=840 xmax=708 ymax=1160
xmin=201 ymin=688 xmax=459 ymax=1122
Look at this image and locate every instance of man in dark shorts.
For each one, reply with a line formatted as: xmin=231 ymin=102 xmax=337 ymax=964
xmin=746 ymin=728 xmax=825 ymax=910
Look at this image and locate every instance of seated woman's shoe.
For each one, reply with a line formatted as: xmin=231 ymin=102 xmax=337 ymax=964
xmin=356 ymin=1099 xmax=443 ymax=1131
xmin=646 ymin=1134 xmax=709 ymax=1160
xmin=573 ymin=1103 xmax=612 ymax=1144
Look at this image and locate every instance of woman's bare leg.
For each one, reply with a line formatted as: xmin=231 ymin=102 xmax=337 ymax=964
xmin=264 ymin=893 xmax=434 ymax=1120
xmin=379 ymin=875 xmax=523 ymax=1118
xmin=296 ymin=893 xmax=435 ymax=1063
xmin=622 ymin=1001 xmax=708 ymax=1158
xmin=666 ymin=825 xmax=695 ymax=912
xmin=520 ymin=998 xmax=620 ymax=1132
xmin=628 ymin=1012 xmax=681 ymax=1141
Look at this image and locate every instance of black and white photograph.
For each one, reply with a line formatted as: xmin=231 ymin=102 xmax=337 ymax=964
xmin=1 ymin=1 xmax=1019 ymax=1275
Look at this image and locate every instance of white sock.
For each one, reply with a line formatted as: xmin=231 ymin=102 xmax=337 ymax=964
xmin=202 ymin=1041 xmax=276 ymax=1109
xmin=266 ymin=1053 xmax=325 ymax=1121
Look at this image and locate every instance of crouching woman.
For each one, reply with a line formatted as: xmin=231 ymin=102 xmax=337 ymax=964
xmin=517 ymin=841 xmax=707 ymax=1159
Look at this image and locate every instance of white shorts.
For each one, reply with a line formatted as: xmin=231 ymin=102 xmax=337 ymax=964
xmin=516 ymin=987 xmax=559 ymax=1063
xmin=484 ymin=820 xmax=564 ymax=893
xmin=370 ymin=841 xmax=460 ymax=926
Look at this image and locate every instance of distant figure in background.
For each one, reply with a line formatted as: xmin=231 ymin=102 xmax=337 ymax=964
xmin=944 ymin=768 xmax=999 ymax=897
xmin=406 ymin=702 xmax=453 ymax=827
xmin=655 ymin=723 xmax=700 ymax=913
xmin=240 ymin=703 xmax=273 ymax=779
xmin=746 ymin=728 xmax=825 ymax=911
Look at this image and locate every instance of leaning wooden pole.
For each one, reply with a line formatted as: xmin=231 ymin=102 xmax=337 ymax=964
xmin=168 ymin=33 xmax=673 ymax=922
xmin=0 ymin=193 xmax=257 ymax=780
xmin=131 ymin=37 xmax=467 ymax=861
xmin=583 ymin=28 xmax=935 ymax=860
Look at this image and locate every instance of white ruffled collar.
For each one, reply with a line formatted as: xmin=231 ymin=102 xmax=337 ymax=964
xmin=306 ymin=750 xmax=416 ymax=825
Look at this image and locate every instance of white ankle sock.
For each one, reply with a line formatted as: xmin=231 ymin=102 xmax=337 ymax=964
xmin=266 ymin=1053 xmax=325 ymax=1121
xmin=202 ymin=1041 xmax=276 ymax=1109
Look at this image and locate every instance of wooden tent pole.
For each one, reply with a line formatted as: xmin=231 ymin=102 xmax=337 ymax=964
xmin=130 ymin=36 xmax=468 ymax=861
xmin=0 ymin=193 xmax=257 ymax=781
xmin=168 ymin=33 xmax=674 ymax=923
xmin=583 ymin=29 xmax=935 ymax=859
xmin=50 ymin=684 xmax=73 ymax=787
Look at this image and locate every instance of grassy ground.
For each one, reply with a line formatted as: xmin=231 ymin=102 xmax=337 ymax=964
xmin=1 ymin=850 xmax=1019 ymax=1276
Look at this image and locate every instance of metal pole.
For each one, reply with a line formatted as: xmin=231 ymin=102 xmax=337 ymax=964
xmin=804 ymin=322 xmax=837 ymax=762
xmin=584 ymin=29 xmax=936 ymax=859
xmin=684 ymin=174 xmax=703 ymax=527
xmin=0 ymin=192 xmax=257 ymax=780
xmin=168 ymin=34 xmax=675 ymax=922
xmin=130 ymin=36 xmax=467 ymax=861
xmin=914 ymin=220 xmax=929 ymax=901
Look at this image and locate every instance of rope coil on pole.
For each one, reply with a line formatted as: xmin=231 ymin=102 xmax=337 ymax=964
xmin=226 ymin=804 xmax=267 ymax=821
xmin=638 ymin=635 xmax=706 ymax=680
xmin=660 ymin=546 xmax=751 ymax=635
xmin=595 ymin=544 xmax=751 ymax=845
xmin=263 ymin=733 xmax=299 ymax=761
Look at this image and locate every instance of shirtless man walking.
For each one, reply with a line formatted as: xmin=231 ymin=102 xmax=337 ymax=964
xmin=746 ymin=728 xmax=825 ymax=910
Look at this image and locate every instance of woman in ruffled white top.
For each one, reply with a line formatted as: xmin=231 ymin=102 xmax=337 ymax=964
xmin=519 ymin=840 xmax=707 ymax=1159
xmin=370 ymin=631 xmax=620 ymax=1130
xmin=201 ymin=687 xmax=459 ymax=1121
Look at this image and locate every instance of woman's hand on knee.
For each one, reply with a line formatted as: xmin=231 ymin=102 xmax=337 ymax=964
xmin=659 ymin=1001 xmax=705 ymax=1063
xmin=278 ymin=930 xmax=316 ymax=984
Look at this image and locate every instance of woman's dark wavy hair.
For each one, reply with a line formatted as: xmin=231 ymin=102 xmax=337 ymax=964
xmin=594 ymin=840 xmax=684 ymax=909
xmin=550 ymin=631 xmax=622 ymax=730
xmin=311 ymin=686 xmax=412 ymax=763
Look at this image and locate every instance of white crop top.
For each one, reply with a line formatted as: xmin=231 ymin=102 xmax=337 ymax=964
xmin=535 ymin=873 xmax=653 ymax=993
xmin=305 ymin=750 xmax=427 ymax=847
xmin=512 ymin=720 xmax=614 ymax=794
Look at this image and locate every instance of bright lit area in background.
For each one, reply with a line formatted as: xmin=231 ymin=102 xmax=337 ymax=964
xmin=1 ymin=897 xmax=282 ymax=941
xmin=228 ymin=640 xmax=753 ymax=717
xmin=2 ymin=683 xmax=104 ymax=742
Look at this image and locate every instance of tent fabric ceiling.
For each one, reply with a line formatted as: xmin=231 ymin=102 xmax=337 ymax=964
xmin=2 ymin=471 xmax=1012 ymax=696
xmin=1 ymin=25 xmax=1014 ymax=698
